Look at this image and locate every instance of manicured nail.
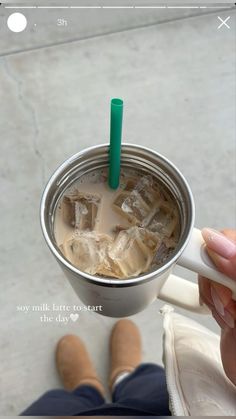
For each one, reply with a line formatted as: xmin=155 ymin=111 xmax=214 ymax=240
xmin=211 ymin=285 xmax=225 ymax=316
xmin=199 ymin=296 xmax=203 ymax=306
xmin=221 ymin=310 xmax=235 ymax=329
xmin=202 ymin=228 xmax=236 ymax=259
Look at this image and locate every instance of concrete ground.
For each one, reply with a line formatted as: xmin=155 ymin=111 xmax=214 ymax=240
xmin=0 ymin=4 xmax=235 ymax=415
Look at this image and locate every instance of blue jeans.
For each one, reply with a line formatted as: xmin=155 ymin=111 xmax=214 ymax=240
xmin=21 ymin=363 xmax=171 ymax=416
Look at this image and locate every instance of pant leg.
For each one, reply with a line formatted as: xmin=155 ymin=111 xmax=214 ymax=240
xmin=21 ymin=385 xmax=105 ymax=416
xmin=112 ymin=363 xmax=171 ymax=416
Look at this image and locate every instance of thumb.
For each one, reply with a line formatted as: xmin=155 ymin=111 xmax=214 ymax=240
xmin=201 ymin=228 xmax=236 ymax=280
xmin=201 ymin=228 xmax=236 ymax=308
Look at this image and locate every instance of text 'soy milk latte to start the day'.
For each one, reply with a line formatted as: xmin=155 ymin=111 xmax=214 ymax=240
xmin=54 ymin=168 xmax=180 ymax=279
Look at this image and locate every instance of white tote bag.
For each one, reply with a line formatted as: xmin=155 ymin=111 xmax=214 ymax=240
xmin=161 ymin=305 xmax=236 ymax=416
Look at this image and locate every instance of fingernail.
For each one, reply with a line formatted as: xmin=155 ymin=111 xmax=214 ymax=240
xmin=211 ymin=285 xmax=225 ymax=316
xmin=221 ymin=310 xmax=235 ymax=329
xmin=199 ymin=296 xmax=204 ymax=306
xmin=202 ymin=228 xmax=236 ymax=259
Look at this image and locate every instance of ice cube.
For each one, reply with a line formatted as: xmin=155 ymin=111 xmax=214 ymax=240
xmin=113 ymin=175 xmax=160 ymax=225
xmin=146 ymin=205 xmax=178 ymax=238
xmin=133 ymin=175 xmax=160 ymax=207
xmin=60 ymin=231 xmax=114 ymax=276
xmin=113 ymin=189 xmax=150 ymax=225
xmin=121 ymin=191 xmax=151 ymax=222
xmin=62 ymin=191 xmax=101 ymax=230
xmin=96 ymin=254 xmax=123 ymax=278
xmin=109 ymin=227 xmax=161 ymax=278
xmin=152 ymin=235 xmax=178 ymax=265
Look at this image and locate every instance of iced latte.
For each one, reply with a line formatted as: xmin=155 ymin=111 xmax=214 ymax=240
xmin=54 ymin=169 xmax=180 ymax=279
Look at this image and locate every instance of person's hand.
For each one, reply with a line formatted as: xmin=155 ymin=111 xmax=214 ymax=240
xmin=198 ymin=228 xmax=236 ymax=387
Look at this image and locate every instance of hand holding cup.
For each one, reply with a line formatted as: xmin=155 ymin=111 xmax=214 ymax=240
xmin=199 ymin=228 xmax=236 ymax=386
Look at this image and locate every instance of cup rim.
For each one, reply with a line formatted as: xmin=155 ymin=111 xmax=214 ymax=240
xmin=40 ymin=143 xmax=195 ymax=287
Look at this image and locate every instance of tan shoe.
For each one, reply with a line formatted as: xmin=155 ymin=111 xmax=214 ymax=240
xmin=56 ymin=334 xmax=105 ymax=396
xmin=109 ymin=319 xmax=142 ymax=389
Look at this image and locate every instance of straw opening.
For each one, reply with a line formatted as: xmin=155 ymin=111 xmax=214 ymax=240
xmin=111 ymin=98 xmax=123 ymax=106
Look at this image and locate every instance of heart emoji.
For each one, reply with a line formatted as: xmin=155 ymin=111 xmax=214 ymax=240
xmin=70 ymin=313 xmax=79 ymax=322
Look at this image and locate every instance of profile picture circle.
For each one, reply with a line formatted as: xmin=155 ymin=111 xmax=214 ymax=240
xmin=7 ymin=12 xmax=27 ymax=33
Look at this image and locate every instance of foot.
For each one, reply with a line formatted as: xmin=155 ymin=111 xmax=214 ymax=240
xmin=109 ymin=319 xmax=142 ymax=389
xmin=56 ymin=334 xmax=105 ymax=396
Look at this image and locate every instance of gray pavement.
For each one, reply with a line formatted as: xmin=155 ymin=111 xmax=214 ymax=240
xmin=0 ymin=6 xmax=235 ymax=415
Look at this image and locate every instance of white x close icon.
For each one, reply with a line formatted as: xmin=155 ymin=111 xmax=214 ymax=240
xmin=217 ymin=16 xmax=231 ymax=29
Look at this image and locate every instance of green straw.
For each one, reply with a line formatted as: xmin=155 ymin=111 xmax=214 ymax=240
xmin=108 ymin=98 xmax=123 ymax=189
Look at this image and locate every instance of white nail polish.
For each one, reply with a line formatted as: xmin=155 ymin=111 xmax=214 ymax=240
xmin=211 ymin=286 xmax=225 ymax=316
xmin=221 ymin=310 xmax=235 ymax=329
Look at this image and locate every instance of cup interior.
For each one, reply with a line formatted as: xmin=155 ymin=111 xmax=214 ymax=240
xmin=40 ymin=144 xmax=195 ymax=284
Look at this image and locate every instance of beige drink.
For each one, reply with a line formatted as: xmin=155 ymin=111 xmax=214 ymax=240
xmin=54 ymin=168 xmax=180 ymax=279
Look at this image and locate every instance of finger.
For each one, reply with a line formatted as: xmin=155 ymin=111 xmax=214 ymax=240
xmin=212 ymin=308 xmax=229 ymax=329
xmin=199 ymin=268 xmax=236 ymax=320
xmin=198 ymin=252 xmax=235 ymax=308
xmin=212 ymin=307 xmax=235 ymax=329
xmin=201 ymin=278 xmax=236 ymax=322
xmin=202 ymin=228 xmax=236 ymax=260
xmin=200 ymin=228 xmax=236 ymax=322
xmin=198 ymin=275 xmax=214 ymax=307
xmin=207 ymin=248 xmax=236 ymax=281
xmin=220 ymin=229 xmax=236 ymax=242
xmin=206 ymin=249 xmax=236 ymax=313
xmin=224 ymin=298 xmax=236 ymax=319
xmin=199 ymin=279 xmax=236 ymax=331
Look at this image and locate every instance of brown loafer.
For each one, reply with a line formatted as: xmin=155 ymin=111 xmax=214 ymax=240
xmin=56 ymin=334 xmax=105 ymax=396
xmin=109 ymin=319 xmax=142 ymax=389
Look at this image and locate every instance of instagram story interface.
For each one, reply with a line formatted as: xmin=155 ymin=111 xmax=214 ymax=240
xmin=0 ymin=1 xmax=235 ymax=416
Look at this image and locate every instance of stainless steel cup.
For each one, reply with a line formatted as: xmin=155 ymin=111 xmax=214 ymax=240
xmin=40 ymin=144 xmax=236 ymax=317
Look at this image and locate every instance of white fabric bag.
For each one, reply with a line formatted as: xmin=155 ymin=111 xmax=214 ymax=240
xmin=161 ymin=305 xmax=236 ymax=416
